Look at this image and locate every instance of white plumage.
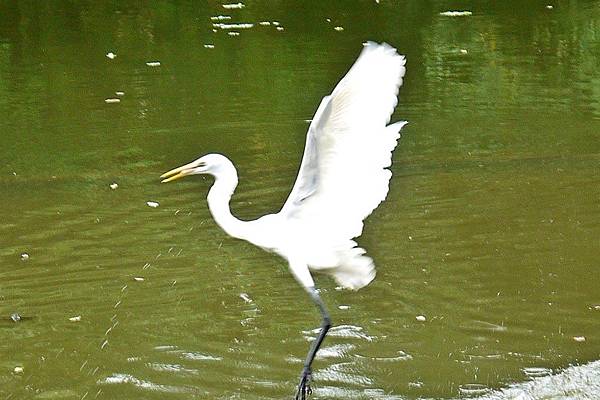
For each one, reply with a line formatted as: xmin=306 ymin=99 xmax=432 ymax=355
xmin=161 ymin=41 xmax=407 ymax=398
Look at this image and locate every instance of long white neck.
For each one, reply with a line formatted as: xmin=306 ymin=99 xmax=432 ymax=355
xmin=206 ymin=162 xmax=248 ymax=240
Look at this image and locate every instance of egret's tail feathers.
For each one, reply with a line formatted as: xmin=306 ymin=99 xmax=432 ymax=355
xmin=329 ymin=247 xmax=376 ymax=290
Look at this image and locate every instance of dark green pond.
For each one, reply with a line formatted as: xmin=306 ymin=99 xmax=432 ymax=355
xmin=1 ymin=1 xmax=599 ymax=399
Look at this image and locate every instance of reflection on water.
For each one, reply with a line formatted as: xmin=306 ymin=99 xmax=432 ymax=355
xmin=1 ymin=1 xmax=599 ymax=399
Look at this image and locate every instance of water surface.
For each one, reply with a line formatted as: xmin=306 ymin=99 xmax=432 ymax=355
xmin=1 ymin=1 xmax=599 ymax=399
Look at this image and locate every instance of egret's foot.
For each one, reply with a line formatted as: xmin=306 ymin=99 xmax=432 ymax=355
xmin=295 ymin=368 xmax=312 ymax=400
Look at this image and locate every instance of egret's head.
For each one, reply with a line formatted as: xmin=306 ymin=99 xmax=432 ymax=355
xmin=161 ymin=153 xmax=232 ymax=183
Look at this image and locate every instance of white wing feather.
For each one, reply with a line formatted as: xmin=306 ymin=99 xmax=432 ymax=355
xmin=278 ymin=42 xmax=407 ymax=289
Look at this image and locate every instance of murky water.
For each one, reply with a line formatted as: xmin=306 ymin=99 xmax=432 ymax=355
xmin=1 ymin=1 xmax=599 ymax=399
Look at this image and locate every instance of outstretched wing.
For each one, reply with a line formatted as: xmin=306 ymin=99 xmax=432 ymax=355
xmin=280 ymin=42 xmax=407 ymax=243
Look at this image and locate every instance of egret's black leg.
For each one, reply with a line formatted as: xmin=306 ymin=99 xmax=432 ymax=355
xmin=295 ymin=286 xmax=331 ymax=400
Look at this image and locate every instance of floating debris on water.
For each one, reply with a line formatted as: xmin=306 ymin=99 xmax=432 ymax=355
xmin=228 ymin=31 xmax=240 ymax=36
xmin=146 ymin=201 xmax=159 ymax=208
xmin=460 ymin=49 xmax=468 ymax=54
xmin=416 ymin=315 xmax=427 ymax=322
xmin=20 ymin=253 xmax=29 ymax=261
xmin=204 ymin=44 xmax=215 ymax=49
xmin=106 ymin=52 xmax=116 ymax=59
xmin=145 ymin=61 xmax=161 ymax=67
xmin=334 ymin=26 xmax=344 ymax=31
xmin=546 ymin=5 xmax=554 ymax=9
xmin=276 ymin=26 xmax=284 ymax=31
xmin=439 ymin=10 xmax=473 ymax=17
xmin=213 ymin=23 xmax=253 ymax=29
xmin=105 ymin=98 xmax=120 ymax=104
xmin=338 ymin=305 xmax=350 ymax=310
xmin=133 ymin=277 xmax=145 ymax=282
xmin=13 ymin=366 xmax=24 ymax=374
xmin=222 ymin=2 xmax=244 ymax=9
xmin=259 ymin=21 xmax=271 ymax=26
xmin=69 ymin=315 xmax=82 ymax=322
xmin=210 ymin=15 xmax=232 ymax=20
xmin=10 ymin=313 xmax=21 ymax=322
xmin=109 ymin=182 xmax=118 ymax=190
xmin=115 ymin=91 xmax=125 ymax=96
xmin=239 ymin=293 xmax=253 ymax=303
xmin=272 ymin=21 xmax=280 ymax=26
xmin=573 ymin=336 xmax=586 ymax=342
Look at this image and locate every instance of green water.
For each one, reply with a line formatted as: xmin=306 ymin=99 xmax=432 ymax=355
xmin=1 ymin=1 xmax=599 ymax=399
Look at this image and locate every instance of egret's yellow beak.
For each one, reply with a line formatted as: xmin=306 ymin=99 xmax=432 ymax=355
xmin=161 ymin=160 xmax=202 ymax=183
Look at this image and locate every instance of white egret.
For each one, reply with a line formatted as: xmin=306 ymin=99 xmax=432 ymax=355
xmin=161 ymin=41 xmax=407 ymax=399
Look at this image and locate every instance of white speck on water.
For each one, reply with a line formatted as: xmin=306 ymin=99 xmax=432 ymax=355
xmin=210 ymin=15 xmax=231 ymax=20
xmin=239 ymin=293 xmax=253 ymax=303
xmin=214 ymin=23 xmax=253 ymax=29
xmin=133 ymin=277 xmax=145 ymax=282
xmin=334 ymin=26 xmax=344 ymax=31
xmin=101 ymin=340 xmax=109 ymax=349
xmin=104 ymin=98 xmax=120 ymax=104
xmin=272 ymin=21 xmax=280 ymax=26
xmin=106 ymin=52 xmax=116 ymax=59
xmin=338 ymin=305 xmax=350 ymax=310
xmin=13 ymin=366 xmax=24 ymax=374
xmin=326 ymin=18 xmax=331 ymax=22
xmin=259 ymin=21 xmax=270 ymax=26
xmin=204 ymin=44 xmax=215 ymax=49
xmin=212 ymin=29 xmax=218 ymax=33
xmin=222 ymin=2 xmax=244 ymax=9
xmin=573 ymin=336 xmax=586 ymax=342
xmin=276 ymin=26 xmax=284 ymax=31
xmin=416 ymin=315 xmax=427 ymax=322
xmin=109 ymin=183 xmax=118 ymax=190
xmin=439 ymin=10 xmax=473 ymax=17
xmin=20 ymin=253 xmax=29 ymax=261
xmin=460 ymin=49 xmax=468 ymax=54
xmin=145 ymin=61 xmax=161 ymax=67
xmin=115 ymin=91 xmax=125 ymax=96
xmin=227 ymin=31 xmax=240 ymax=36
xmin=546 ymin=5 xmax=554 ymax=9
xmin=69 ymin=315 xmax=82 ymax=322
xmin=146 ymin=201 xmax=159 ymax=208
